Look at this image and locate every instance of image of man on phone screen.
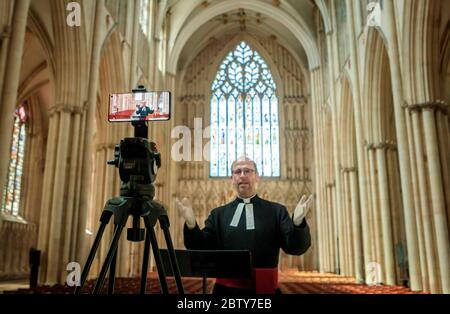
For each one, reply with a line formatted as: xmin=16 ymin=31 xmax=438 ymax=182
xmin=134 ymin=100 xmax=154 ymax=118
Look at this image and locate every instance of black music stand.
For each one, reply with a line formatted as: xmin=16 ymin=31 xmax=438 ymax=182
xmin=159 ymin=249 xmax=252 ymax=294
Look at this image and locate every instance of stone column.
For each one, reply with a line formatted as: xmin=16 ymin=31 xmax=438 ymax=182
xmin=422 ymin=107 xmax=450 ymax=293
xmin=345 ymin=0 xmax=372 ymax=282
xmin=45 ymin=108 xmax=72 ymax=284
xmin=349 ymin=168 xmax=364 ymax=282
xmin=324 ymin=18 xmax=345 ymax=276
xmin=36 ymin=0 xmax=91 ymax=284
xmin=340 ymin=172 xmax=349 ymax=276
xmin=410 ymin=109 xmax=438 ymax=293
xmin=37 ymin=108 xmax=58 ymax=283
xmin=77 ymin=0 xmax=107 ymax=263
xmin=63 ymin=109 xmax=83 ymax=265
xmin=344 ymin=171 xmax=354 ymax=276
xmin=368 ymin=146 xmax=384 ymax=283
xmin=331 ymin=184 xmax=340 ymax=274
xmin=326 ymin=184 xmax=333 ymax=272
xmin=375 ymin=143 xmax=396 ymax=285
xmin=384 ymin=0 xmax=422 ymax=291
xmin=435 ymin=105 xmax=450 ymax=231
xmin=310 ymin=69 xmax=324 ymax=273
xmin=405 ymin=109 xmax=430 ymax=292
xmin=0 ymin=0 xmax=31 ymax=202
xmin=328 ymin=185 xmax=336 ymax=273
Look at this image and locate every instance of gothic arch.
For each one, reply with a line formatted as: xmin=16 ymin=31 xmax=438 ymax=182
xmin=168 ymin=0 xmax=320 ymax=74
xmin=314 ymin=0 xmax=332 ymax=34
xmin=178 ymin=24 xmax=311 ymax=90
xmin=363 ymin=27 xmax=394 ymax=143
xmin=96 ymin=30 xmax=127 ymax=140
xmin=27 ymin=8 xmax=55 ymax=81
xmin=362 ymin=27 xmax=407 ymax=286
xmin=402 ymin=0 xmax=442 ymax=103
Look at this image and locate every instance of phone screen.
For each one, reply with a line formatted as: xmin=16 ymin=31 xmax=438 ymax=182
xmin=108 ymin=91 xmax=171 ymax=122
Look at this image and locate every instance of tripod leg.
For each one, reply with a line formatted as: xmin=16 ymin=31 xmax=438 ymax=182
xmin=75 ymin=211 xmax=113 ymax=295
xmin=140 ymin=229 xmax=151 ymax=294
xmin=148 ymin=228 xmax=169 ymax=294
xmin=160 ymin=217 xmax=185 ymax=294
xmin=108 ymin=224 xmax=119 ymax=295
xmin=93 ymin=218 xmax=126 ymax=294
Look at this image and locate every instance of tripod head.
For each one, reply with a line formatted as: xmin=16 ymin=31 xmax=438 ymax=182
xmin=107 ymin=136 xmax=161 ymax=192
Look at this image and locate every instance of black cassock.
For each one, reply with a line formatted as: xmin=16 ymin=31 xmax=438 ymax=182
xmin=184 ymin=194 xmax=311 ymax=268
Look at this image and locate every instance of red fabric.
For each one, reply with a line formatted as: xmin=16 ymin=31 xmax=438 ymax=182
xmin=215 ymin=268 xmax=278 ymax=294
xmin=254 ymin=268 xmax=279 ymax=294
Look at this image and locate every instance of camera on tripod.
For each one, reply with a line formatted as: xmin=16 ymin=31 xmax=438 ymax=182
xmin=74 ymin=86 xmax=184 ymax=295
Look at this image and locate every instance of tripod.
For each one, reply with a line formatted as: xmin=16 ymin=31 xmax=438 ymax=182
xmin=74 ymin=178 xmax=184 ymax=294
xmin=75 ymin=90 xmax=183 ymax=294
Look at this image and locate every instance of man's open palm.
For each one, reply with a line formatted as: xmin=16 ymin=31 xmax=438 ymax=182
xmin=293 ymin=195 xmax=313 ymax=226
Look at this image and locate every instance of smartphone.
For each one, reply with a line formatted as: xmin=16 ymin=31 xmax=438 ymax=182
xmin=108 ymin=91 xmax=171 ymax=122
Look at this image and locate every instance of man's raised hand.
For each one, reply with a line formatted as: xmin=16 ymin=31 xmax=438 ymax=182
xmin=293 ymin=194 xmax=313 ymax=226
xmin=174 ymin=197 xmax=196 ymax=229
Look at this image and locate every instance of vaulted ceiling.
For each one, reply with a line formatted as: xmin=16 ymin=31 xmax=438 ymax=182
xmin=163 ymin=0 xmax=327 ymax=74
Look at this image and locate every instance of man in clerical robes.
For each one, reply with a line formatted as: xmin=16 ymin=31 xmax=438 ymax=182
xmin=175 ymin=156 xmax=312 ymax=294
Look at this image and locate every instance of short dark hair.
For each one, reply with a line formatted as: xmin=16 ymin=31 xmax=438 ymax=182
xmin=231 ymin=157 xmax=258 ymax=174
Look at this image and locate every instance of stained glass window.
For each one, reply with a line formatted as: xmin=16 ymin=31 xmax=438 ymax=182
xmin=210 ymin=41 xmax=280 ymax=177
xmin=1 ymin=104 xmax=27 ymax=216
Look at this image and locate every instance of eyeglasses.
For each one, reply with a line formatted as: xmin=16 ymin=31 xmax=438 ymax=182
xmin=232 ymin=168 xmax=256 ymax=176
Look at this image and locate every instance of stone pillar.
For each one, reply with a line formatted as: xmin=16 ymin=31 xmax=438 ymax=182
xmin=326 ymin=184 xmax=333 ymax=272
xmin=323 ymin=17 xmax=345 ymax=275
xmin=422 ymin=107 xmax=450 ymax=293
xmin=435 ymin=106 xmax=450 ymax=233
xmin=340 ymin=172 xmax=349 ymax=276
xmin=405 ymin=109 xmax=430 ymax=292
xmin=375 ymin=143 xmax=396 ymax=285
xmin=410 ymin=109 xmax=438 ymax=293
xmin=368 ymin=146 xmax=384 ymax=283
xmin=345 ymin=0 xmax=372 ymax=282
xmin=46 ymin=108 xmax=72 ymax=284
xmin=384 ymin=0 xmax=422 ymax=291
xmin=328 ymin=185 xmax=336 ymax=273
xmin=37 ymin=107 xmax=58 ymax=283
xmin=36 ymin=0 xmax=89 ymax=284
xmin=310 ymin=69 xmax=325 ymax=273
xmin=349 ymin=168 xmax=364 ymax=282
xmin=331 ymin=184 xmax=340 ymax=274
xmin=0 ymin=0 xmax=31 ymax=203
xmin=63 ymin=109 xmax=83 ymax=265
xmin=77 ymin=0 xmax=107 ymax=264
xmin=344 ymin=171 xmax=354 ymax=276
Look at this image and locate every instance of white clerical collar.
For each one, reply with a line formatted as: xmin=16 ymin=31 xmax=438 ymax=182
xmin=237 ymin=194 xmax=257 ymax=203
xmin=230 ymin=194 xmax=256 ymax=230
